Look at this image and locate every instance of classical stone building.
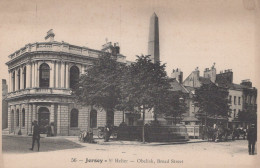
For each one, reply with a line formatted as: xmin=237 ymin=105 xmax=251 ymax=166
xmin=5 ymin=30 xmax=129 ymax=136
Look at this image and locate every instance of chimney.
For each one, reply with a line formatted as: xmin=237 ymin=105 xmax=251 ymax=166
xmin=45 ymin=29 xmax=55 ymax=42
xmin=240 ymin=79 xmax=252 ymax=88
xmin=171 ymin=68 xmax=183 ymax=83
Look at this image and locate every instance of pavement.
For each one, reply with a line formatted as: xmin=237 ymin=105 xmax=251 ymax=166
xmin=2 ymin=135 xmax=259 ymax=168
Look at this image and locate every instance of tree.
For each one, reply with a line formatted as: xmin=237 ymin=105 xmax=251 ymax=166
xmin=238 ymin=109 xmax=257 ymax=125
xmin=164 ymin=91 xmax=188 ymax=124
xmin=73 ymin=53 xmax=126 ymax=125
xmin=121 ymin=55 xmax=171 ymax=143
xmin=193 ymin=83 xmax=230 ymax=126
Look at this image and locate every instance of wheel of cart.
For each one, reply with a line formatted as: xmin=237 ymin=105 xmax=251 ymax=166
xmin=111 ymin=126 xmax=118 ymax=139
xmin=79 ymin=130 xmax=87 ymax=142
xmin=97 ymin=127 xmax=105 ymax=139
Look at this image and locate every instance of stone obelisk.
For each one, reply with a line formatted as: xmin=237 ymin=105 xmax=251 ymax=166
xmin=148 ymin=12 xmax=160 ymax=63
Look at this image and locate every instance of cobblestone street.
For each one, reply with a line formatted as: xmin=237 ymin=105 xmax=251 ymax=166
xmin=2 ymin=135 xmax=258 ymax=168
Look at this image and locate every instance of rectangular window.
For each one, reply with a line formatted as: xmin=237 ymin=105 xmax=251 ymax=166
xmin=229 ymin=96 xmax=232 ymax=104
xmin=234 ymin=96 xmax=236 ymax=105
xmin=238 ymin=97 xmax=241 ymax=105
xmin=233 ymin=109 xmax=236 ymax=118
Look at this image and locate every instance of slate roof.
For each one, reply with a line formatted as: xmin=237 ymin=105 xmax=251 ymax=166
xmin=169 ymin=78 xmax=189 ymax=93
xmin=198 ymin=77 xmax=213 ymax=85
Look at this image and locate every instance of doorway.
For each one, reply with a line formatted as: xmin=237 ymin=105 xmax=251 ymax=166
xmin=38 ymin=107 xmax=50 ymax=134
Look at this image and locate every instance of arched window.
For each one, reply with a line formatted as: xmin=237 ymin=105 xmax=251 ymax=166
xmin=17 ymin=69 xmax=21 ymax=90
xmin=90 ymin=109 xmax=97 ymax=128
xmin=12 ymin=71 xmax=15 ymax=91
xmin=39 ymin=63 xmax=50 ymax=88
xmin=70 ymin=66 xmax=79 ymax=89
xmin=16 ymin=109 xmax=19 ymax=126
xmin=70 ymin=109 xmax=78 ymax=127
xmin=23 ymin=67 xmax=26 ymax=89
xmin=22 ymin=108 xmax=25 ymax=127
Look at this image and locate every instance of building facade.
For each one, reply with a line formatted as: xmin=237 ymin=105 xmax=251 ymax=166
xmin=5 ymin=30 xmax=127 ymax=136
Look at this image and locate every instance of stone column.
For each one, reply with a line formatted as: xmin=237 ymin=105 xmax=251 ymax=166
xmin=26 ymin=63 xmax=31 ymax=88
xmin=19 ymin=105 xmax=22 ymax=128
xmin=81 ymin=64 xmax=85 ymax=75
xmin=50 ymin=61 xmax=55 ymax=88
xmin=14 ymin=106 xmax=17 ymax=130
xmin=57 ymin=105 xmax=61 ymax=135
xmin=60 ymin=61 xmax=65 ymax=88
xmin=15 ymin=69 xmax=18 ymax=91
xmin=10 ymin=71 xmax=12 ymax=92
xmin=8 ymin=105 xmax=11 ymax=133
xmin=50 ymin=104 xmax=55 ymax=123
xmin=54 ymin=61 xmax=56 ymax=88
xmin=32 ymin=62 xmax=35 ymax=88
xmin=65 ymin=62 xmax=69 ymax=88
xmin=55 ymin=61 xmax=60 ymax=88
xmin=32 ymin=104 xmax=37 ymax=121
xmin=28 ymin=104 xmax=32 ymax=134
xmin=8 ymin=71 xmax=11 ymax=92
xmin=35 ymin=61 xmax=39 ymax=87
xmin=20 ymin=67 xmax=24 ymax=89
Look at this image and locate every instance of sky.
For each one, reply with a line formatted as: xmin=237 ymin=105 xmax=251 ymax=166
xmin=0 ymin=0 xmax=259 ymax=86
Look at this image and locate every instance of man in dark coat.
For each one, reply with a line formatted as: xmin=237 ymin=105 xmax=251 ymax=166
xmin=104 ymin=125 xmax=111 ymax=142
xmin=247 ymin=124 xmax=257 ymax=155
xmin=30 ymin=120 xmax=41 ymax=151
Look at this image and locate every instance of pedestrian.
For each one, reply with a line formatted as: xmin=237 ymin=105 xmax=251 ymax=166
xmin=30 ymin=120 xmax=41 ymax=151
xmin=247 ymin=124 xmax=257 ymax=155
xmin=104 ymin=125 xmax=111 ymax=142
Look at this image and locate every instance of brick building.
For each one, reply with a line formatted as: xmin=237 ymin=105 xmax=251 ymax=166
xmin=2 ymin=79 xmax=8 ymax=130
xmin=5 ymin=30 xmax=129 ymax=136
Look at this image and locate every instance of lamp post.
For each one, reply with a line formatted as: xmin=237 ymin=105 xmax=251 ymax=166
xmin=179 ymin=97 xmax=184 ymax=124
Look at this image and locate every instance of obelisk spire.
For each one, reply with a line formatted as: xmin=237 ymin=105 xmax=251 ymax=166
xmin=148 ymin=12 xmax=160 ymax=63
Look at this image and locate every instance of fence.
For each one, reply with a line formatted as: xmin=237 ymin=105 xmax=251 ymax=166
xmin=185 ymin=125 xmax=201 ymax=139
xmin=117 ymin=125 xmax=189 ymax=142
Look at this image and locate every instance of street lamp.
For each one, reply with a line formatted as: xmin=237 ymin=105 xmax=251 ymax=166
xmin=178 ymin=97 xmax=184 ymax=124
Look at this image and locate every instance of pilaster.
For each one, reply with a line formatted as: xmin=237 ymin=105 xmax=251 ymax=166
xmin=57 ymin=104 xmax=61 ymax=135
xmin=28 ymin=104 xmax=32 ymax=134
xmin=32 ymin=104 xmax=37 ymax=121
xmin=20 ymin=67 xmax=24 ymax=90
xmin=56 ymin=61 xmax=60 ymax=88
xmin=50 ymin=104 xmax=55 ymax=123
xmin=8 ymin=105 xmax=11 ymax=133
xmin=60 ymin=61 xmax=65 ymax=88
xmin=32 ymin=62 xmax=35 ymax=87
xmin=26 ymin=62 xmax=31 ymax=88
xmin=35 ymin=61 xmax=39 ymax=87
xmin=50 ymin=61 xmax=55 ymax=87
xmin=15 ymin=69 xmax=18 ymax=91
xmin=65 ymin=62 xmax=69 ymax=88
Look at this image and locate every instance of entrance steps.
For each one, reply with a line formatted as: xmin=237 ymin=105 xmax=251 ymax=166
xmin=2 ymin=128 xmax=10 ymax=135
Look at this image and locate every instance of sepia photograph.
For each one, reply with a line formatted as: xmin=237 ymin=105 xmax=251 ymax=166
xmin=0 ymin=0 xmax=259 ymax=168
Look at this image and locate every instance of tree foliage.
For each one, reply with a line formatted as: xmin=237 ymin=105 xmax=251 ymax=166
xmin=120 ymin=55 xmax=171 ymax=142
xmin=193 ymin=83 xmax=230 ymax=125
xmin=73 ymin=54 xmax=125 ymax=112
xmin=164 ymin=91 xmax=188 ymax=124
xmin=238 ymin=109 xmax=257 ymax=124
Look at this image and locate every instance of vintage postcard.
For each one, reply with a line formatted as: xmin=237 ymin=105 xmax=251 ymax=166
xmin=1 ymin=0 xmax=259 ymax=168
